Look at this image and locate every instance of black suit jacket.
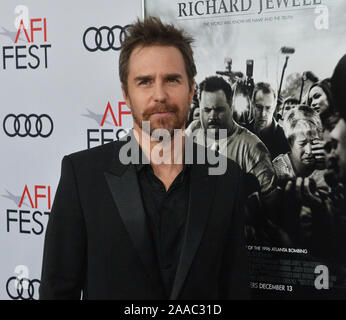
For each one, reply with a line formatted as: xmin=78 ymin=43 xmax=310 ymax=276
xmin=39 ymin=133 xmax=249 ymax=300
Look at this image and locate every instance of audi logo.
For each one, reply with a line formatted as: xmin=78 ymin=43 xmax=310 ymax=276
xmin=83 ymin=25 xmax=131 ymax=52
xmin=6 ymin=277 xmax=40 ymax=300
xmin=3 ymin=114 xmax=54 ymax=138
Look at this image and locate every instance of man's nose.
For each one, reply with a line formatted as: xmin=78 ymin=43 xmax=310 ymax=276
xmin=209 ymin=109 xmax=217 ymax=119
xmin=305 ymin=143 xmax=312 ymax=154
xmin=153 ymin=82 xmax=167 ymax=102
xmin=260 ymin=109 xmax=267 ymax=118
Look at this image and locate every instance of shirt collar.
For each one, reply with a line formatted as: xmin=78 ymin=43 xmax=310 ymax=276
xmin=134 ymin=145 xmax=192 ymax=176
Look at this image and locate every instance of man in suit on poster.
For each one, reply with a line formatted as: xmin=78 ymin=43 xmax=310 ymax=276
xmin=246 ymin=82 xmax=290 ymax=160
xmin=39 ymin=17 xmax=249 ymax=300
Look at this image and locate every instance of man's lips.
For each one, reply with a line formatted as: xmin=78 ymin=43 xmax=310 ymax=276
xmin=151 ymin=111 xmax=173 ymax=117
xmin=208 ymin=121 xmax=220 ymax=127
xmin=151 ymin=111 xmax=174 ymax=118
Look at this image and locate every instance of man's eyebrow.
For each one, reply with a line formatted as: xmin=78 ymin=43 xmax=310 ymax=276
xmin=165 ymin=73 xmax=183 ymax=79
xmin=134 ymin=75 xmax=153 ymax=82
xmin=134 ymin=74 xmax=183 ymax=82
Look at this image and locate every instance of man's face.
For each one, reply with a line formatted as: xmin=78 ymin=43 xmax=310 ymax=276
xmin=122 ymin=45 xmax=194 ymax=137
xmin=324 ymin=118 xmax=346 ymax=182
xmin=253 ymin=90 xmax=276 ymax=132
xmin=308 ymin=86 xmax=329 ymax=114
xmin=200 ymin=89 xmax=232 ymax=133
xmin=290 ymin=131 xmax=317 ymax=169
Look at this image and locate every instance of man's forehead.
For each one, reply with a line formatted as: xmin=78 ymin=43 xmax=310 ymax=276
xmin=255 ymin=90 xmax=275 ymax=103
xmin=128 ymin=45 xmax=186 ymax=74
xmin=201 ymin=90 xmax=227 ymax=102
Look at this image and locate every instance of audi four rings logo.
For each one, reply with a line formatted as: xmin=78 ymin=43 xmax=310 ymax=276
xmin=6 ymin=277 xmax=40 ymax=300
xmin=3 ymin=114 xmax=54 ymax=138
xmin=83 ymin=25 xmax=131 ymax=52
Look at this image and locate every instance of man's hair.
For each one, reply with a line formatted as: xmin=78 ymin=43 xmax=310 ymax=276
xmin=252 ymin=82 xmax=276 ymax=103
xmin=331 ymin=54 xmax=346 ymax=121
xmin=198 ymin=76 xmax=233 ymax=106
xmin=119 ymin=17 xmax=196 ymax=94
xmin=282 ymin=105 xmax=323 ymax=147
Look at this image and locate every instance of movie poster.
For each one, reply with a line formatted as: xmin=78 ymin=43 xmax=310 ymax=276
xmin=144 ymin=0 xmax=346 ymax=299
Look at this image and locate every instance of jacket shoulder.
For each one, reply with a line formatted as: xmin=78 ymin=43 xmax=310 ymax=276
xmin=64 ymin=139 xmax=127 ymax=172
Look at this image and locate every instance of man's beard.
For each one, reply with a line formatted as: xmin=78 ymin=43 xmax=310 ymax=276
xmin=132 ymin=101 xmax=189 ymax=139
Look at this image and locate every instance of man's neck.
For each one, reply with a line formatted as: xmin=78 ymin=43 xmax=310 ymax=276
xmin=133 ymin=125 xmax=185 ymax=191
xmin=227 ymin=118 xmax=236 ymax=136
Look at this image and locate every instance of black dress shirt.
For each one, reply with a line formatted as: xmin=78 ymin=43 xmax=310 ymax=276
xmin=135 ymin=160 xmax=191 ymax=297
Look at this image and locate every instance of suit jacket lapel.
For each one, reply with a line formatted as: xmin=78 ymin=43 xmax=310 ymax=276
xmin=170 ymin=144 xmax=218 ymax=300
xmin=104 ymin=134 xmax=165 ymax=295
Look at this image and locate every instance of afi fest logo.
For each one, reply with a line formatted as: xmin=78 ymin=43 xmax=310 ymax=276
xmin=4 ymin=185 xmax=52 ymax=235
xmin=84 ymin=101 xmax=131 ymax=149
xmin=6 ymin=265 xmax=40 ymax=300
xmin=1 ymin=5 xmax=52 ymax=69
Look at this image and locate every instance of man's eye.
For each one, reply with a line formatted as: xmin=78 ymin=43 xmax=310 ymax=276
xmin=138 ymin=79 xmax=151 ymax=86
xmin=167 ymin=78 xmax=179 ymax=83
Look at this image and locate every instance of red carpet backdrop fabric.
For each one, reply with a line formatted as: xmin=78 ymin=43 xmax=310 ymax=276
xmin=0 ymin=0 xmax=141 ymax=300
xmin=144 ymin=0 xmax=346 ymax=299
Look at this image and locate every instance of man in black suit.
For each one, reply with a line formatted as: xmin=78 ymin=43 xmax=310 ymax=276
xmin=39 ymin=17 xmax=249 ymax=300
xmin=246 ymin=82 xmax=290 ymax=160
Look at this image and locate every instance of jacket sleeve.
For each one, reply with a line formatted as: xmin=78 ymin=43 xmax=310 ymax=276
xmin=219 ymin=168 xmax=250 ymax=299
xmin=39 ymin=155 xmax=86 ymax=300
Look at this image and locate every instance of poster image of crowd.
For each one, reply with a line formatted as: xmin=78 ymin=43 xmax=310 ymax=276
xmin=144 ymin=0 xmax=346 ymax=299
